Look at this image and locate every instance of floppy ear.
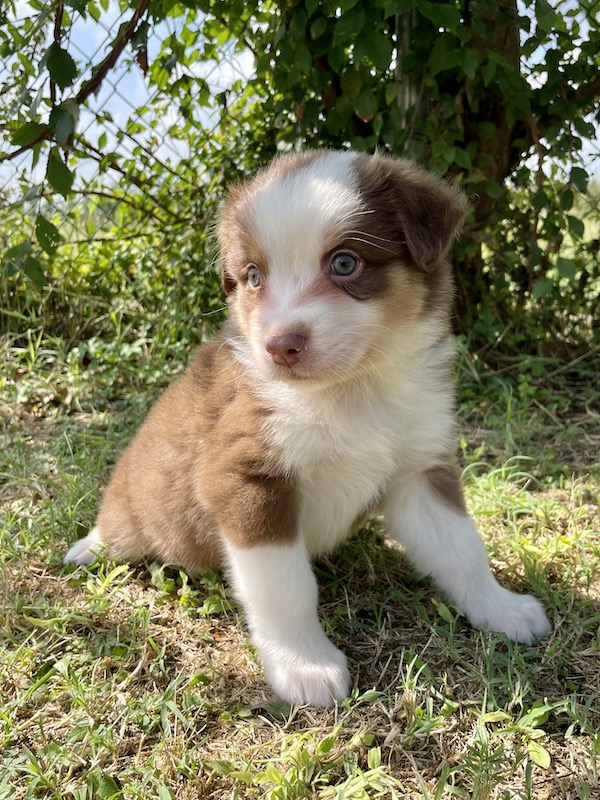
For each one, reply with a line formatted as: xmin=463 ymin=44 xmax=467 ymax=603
xmin=397 ymin=164 xmax=469 ymax=270
xmin=217 ymin=205 xmax=238 ymax=296
xmin=217 ymin=184 xmax=248 ymax=295
xmin=357 ymin=154 xmax=470 ymax=271
xmin=220 ymin=259 xmax=237 ymax=295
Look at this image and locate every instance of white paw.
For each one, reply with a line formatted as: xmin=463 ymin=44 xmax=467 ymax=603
xmin=466 ymin=585 xmax=551 ymax=644
xmin=63 ymin=527 xmax=105 ymax=566
xmin=260 ymin=637 xmax=351 ymax=707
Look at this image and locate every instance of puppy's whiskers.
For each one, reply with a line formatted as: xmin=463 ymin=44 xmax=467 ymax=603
xmin=343 ymin=228 xmax=404 ymax=256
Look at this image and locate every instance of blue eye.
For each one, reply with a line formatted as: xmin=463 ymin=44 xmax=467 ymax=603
xmin=247 ymin=264 xmax=261 ymax=287
xmin=330 ymin=252 xmax=359 ymax=276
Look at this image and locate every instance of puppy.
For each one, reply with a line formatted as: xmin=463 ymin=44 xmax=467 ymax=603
xmin=64 ymin=150 xmax=551 ymax=707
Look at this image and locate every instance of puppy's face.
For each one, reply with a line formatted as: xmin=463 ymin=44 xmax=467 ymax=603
xmin=218 ymin=151 xmax=467 ymax=387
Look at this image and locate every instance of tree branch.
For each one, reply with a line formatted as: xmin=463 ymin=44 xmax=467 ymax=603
xmin=50 ymin=0 xmax=63 ymax=105
xmin=508 ymin=72 xmax=600 ymax=174
xmin=75 ymin=0 xmax=150 ymax=106
xmin=0 ymin=0 xmax=150 ymax=164
xmin=563 ymin=72 xmax=600 ymax=108
xmin=74 ymin=135 xmax=189 ymax=224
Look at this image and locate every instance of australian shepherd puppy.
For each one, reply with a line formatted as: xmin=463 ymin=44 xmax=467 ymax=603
xmin=64 ymin=150 xmax=551 ymax=707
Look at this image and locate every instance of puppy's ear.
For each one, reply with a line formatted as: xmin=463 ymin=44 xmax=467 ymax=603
xmin=400 ymin=169 xmax=469 ymax=270
xmin=220 ymin=260 xmax=237 ymax=295
xmin=358 ymin=155 xmax=470 ymax=271
xmin=217 ymin=186 xmax=245 ymax=295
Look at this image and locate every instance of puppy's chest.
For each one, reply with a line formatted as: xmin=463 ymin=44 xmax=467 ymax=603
xmin=265 ymin=391 xmax=403 ymax=551
xmin=272 ymin=402 xmax=399 ymax=475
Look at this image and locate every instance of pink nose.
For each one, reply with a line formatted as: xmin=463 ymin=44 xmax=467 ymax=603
xmin=265 ymin=333 xmax=306 ymax=367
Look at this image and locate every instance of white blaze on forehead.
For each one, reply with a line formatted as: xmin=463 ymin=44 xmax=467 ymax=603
xmin=248 ymin=151 xmax=362 ymax=293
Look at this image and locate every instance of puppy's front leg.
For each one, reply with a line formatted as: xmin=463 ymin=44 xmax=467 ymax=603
xmin=383 ymin=467 xmax=551 ymax=643
xmin=225 ymin=537 xmax=350 ymax=707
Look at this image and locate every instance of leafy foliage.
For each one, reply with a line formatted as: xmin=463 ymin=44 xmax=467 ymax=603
xmin=236 ymin=0 xmax=600 ymax=346
xmin=0 ymin=0 xmax=598 ymax=350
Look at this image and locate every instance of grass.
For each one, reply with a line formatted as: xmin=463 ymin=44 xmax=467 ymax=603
xmin=1 ymin=324 xmax=599 ymax=800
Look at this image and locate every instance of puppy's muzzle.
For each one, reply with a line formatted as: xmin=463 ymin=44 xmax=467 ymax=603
xmin=266 ymin=333 xmax=307 ymax=368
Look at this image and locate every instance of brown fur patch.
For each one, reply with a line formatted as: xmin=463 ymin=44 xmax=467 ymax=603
xmin=96 ymin=327 xmax=298 ymax=571
xmin=425 ymin=465 xmax=467 ymax=515
xmin=353 ymin=154 xmax=469 ymax=270
xmin=353 ymin=153 xmax=467 ymax=317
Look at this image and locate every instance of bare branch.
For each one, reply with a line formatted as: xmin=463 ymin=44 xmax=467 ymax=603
xmin=75 ymin=0 xmax=150 ymax=106
xmin=74 ymin=135 xmax=189 ymax=224
xmin=50 ymin=1 xmax=63 ymax=105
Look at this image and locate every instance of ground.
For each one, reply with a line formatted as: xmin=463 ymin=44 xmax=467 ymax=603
xmin=0 ymin=334 xmax=598 ymax=800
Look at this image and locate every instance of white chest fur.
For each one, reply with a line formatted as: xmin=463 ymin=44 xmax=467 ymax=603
xmin=259 ymin=340 xmax=457 ymax=557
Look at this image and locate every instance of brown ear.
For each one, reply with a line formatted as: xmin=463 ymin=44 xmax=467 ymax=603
xmin=220 ymin=259 xmax=237 ymax=295
xmin=356 ymin=154 xmax=470 ymax=271
xmin=217 ymin=185 xmax=247 ymax=295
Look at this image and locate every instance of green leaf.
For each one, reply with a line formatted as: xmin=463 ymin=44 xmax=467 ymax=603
xmin=367 ymin=746 xmax=382 ymax=769
xmin=527 ymin=740 xmax=551 ymax=769
xmin=484 ymin=180 xmax=505 ymax=199
xmin=157 ymin=785 xmax=173 ymax=800
xmin=458 ymin=48 xmax=478 ymax=79
xmin=384 ymin=0 xmax=415 ymax=13
xmin=23 ymin=256 xmax=47 ymax=288
xmin=518 ymin=703 xmax=553 ymax=729
xmin=556 ymin=257 xmax=577 ymax=280
xmin=46 ymin=149 xmax=74 ymax=196
xmin=261 ymin=699 xmax=292 ymax=720
xmin=11 ymin=121 xmax=47 ymax=146
xmin=295 ymin=45 xmax=312 ymax=75
xmin=419 ymin=1 xmax=461 ymax=29
xmin=88 ymin=769 xmax=124 ymax=799
xmin=559 ymin=188 xmax=574 ymax=211
xmin=334 ymin=5 xmax=366 ymax=41
xmin=531 ymin=278 xmax=553 ymax=299
xmin=567 ymin=214 xmax=584 ymax=238
xmin=205 ymin=760 xmax=234 ymax=776
xmin=131 ymin=20 xmax=150 ymax=50
xmin=355 ymin=29 xmax=393 ymax=71
xmin=453 ymin=148 xmax=471 ymax=169
xmin=535 ymin=0 xmax=558 ymax=35
xmin=482 ymin=710 xmax=511 ymax=724
xmin=428 ymin=37 xmax=461 ymax=76
xmin=569 ymin=166 xmax=588 ymax=193
xmin=35 ymin=215 xmax=63 ymax=255
xmin=432 ymin=599 xmax=456 ymax=624
xmin=4 ymin=239 xmax=32 ymax=263
xmin=49 ymin=100 xmax=79 ymax=146
xmin=328 ymin=45 xmax=348 ymax=73
xmin=341 ymin=68 xmax=362 ymax=100
xmin=46 ymin=43 xmax=78 ymax=89
xmin=355 ymin=90 xmax=378 ymax=120
xmin=310 ymin=16 xmax=328 ymax=39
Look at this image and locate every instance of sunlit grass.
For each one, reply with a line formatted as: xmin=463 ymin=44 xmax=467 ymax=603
xmin=1 ymin=331 xmax=598 ymax=799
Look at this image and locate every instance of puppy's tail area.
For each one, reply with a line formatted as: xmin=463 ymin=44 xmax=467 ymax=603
xmin=63 ymin=526 xmax=105 ymax=566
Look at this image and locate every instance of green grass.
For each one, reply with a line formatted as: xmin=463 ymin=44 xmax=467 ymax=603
xmin=1 ymin=328 xmax=599 ymax=800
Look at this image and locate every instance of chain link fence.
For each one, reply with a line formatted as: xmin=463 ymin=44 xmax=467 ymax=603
xmin=1 ymin=2 xmax=256 ymax=339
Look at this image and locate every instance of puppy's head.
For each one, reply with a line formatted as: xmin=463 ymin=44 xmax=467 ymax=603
xmin=218 ymin=150 xmax=468 ymax=387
